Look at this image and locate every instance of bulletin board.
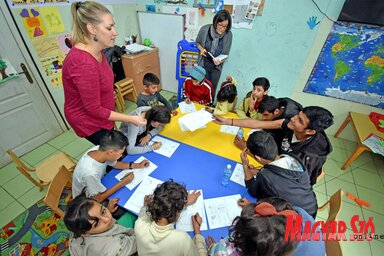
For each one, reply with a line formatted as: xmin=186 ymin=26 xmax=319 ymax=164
xmin=138 ymin=11 xmax=184 ymax=93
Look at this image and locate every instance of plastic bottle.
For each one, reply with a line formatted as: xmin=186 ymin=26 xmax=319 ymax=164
xmin=221 ymin=164 xmax=232 ymax=187
xmin=236 ymin=127 xmax=244 ymax=139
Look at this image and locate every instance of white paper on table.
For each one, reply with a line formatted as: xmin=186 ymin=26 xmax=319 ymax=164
xmin=178 ymin=101 xmax=197 ymax=113
xmin=123 ymin=176 xmax=163 ymax=214
xmin=230 ymin=163 xmax=245 ymax=187
xmin=204 ymin=194 xmax=242 ymax=229
xmin=150 ymin=136 xmax=180 ymax=158
xmin=115 ymin=156 xmax=158 ymax=190
xmin=362 ymin=134 xmax=384 ymax=156
xmin=178 ymin=109 xmax=213 ymax=132
xmin=176 ymin=190 xmax=208 ymax=232
xmin=247 ymin=128 xmax=262 ymax=136
xmin=220 ymin=125 xmax=240 ymax=135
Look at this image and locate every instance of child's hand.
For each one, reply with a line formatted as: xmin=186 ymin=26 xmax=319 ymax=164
xmin=185 ymin=98 xmax=192 ymax=104
xmin=137 ymin=159 xmax=150 ymax=168
xmin=143 ymin=194 xmax=152 ymax=206
xmin=121 ymin=172 xmax=134 ymax=184
xmin=152 ymin=141 xmax=162 ymax=150
xmin=171 ymin=110 xmax=178 ymax=116
xmin=107 ymin=198 xmax=119 ymax=213
xmin=186 ymin=190 xmax=201 ymax=206
xmin=234 ymin=136 xmax=247 ymax=150
xmin=139 ymin=134 xmax=151 ymax=146
xmin=237 ymin=198 xmax=251 ymax=208
xmin=191 ymin=212 xmax=202 ymax=234
xmin=205 ymin=107 xmax=214 ymax=113
xmin=240 ymin=148 xmax=250 ymax=166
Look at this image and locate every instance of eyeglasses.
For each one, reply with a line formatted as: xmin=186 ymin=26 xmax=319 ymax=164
xmin=216 ymin=22 xmax=228 ymax=29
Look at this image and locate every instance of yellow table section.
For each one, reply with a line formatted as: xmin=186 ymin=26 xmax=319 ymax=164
xmin=160 ymin=103 xmax=262 ymax=167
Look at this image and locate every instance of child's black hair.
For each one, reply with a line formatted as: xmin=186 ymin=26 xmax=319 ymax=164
xmin=63 ymin=191 xmax=99 ymax=238
xmin=143 ymin=73 xmax=160 ymax=87
xmin=229 ymin=197 xmax=298 ymax=256
xmin=147 ymin=180 xmax=188 ymax=223
xmin=217 ymin=80 xmax=237 ymax=103
xmin=99 ymin=130 xmax=129 ymax=151
xmin=252 ymin=77 xmax=270 ymax=91
xmin=144 ymin=105 xmax=171 ymax=132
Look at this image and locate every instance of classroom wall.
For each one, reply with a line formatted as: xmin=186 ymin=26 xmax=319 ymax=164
xmin=8 ymin=0 xmax=382 ymax=142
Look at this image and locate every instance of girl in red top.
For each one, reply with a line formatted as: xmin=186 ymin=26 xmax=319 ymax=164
xmin=62 ymin=1 xmax=146 ymax=145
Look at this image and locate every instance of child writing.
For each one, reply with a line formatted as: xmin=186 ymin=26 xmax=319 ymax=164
xmin=64 ymin=192 xmax=137 ymax=256
xmin=206 ymin=76 xmax=237 ymax=115
xmin=137 ymin=73 xmax=178 ymax=115
xmin=183 ymin=65 xmax=214 ymax=106
xmin=72 ymin=130 xmax=149 ymax=218
xmin=235 ymin=77 xmax=270 ymax=119
xmin=120 ymin=105 xmax=171 ymax=155
xmin=135 ymin=180 xmax=207 ymax=256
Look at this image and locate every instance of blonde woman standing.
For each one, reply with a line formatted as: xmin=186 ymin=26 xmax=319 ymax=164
xmin=63 ymin=1 xmax=146 ymax=145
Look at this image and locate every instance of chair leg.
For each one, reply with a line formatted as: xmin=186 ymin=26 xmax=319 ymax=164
xmin=18 ymin=167 xmax=47 ymax=191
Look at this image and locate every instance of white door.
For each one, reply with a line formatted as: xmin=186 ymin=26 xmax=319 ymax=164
xmin=0 ymin=6 xmax=64 ymax=167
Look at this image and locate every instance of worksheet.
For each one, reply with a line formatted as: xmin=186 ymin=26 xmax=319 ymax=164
xmin=230 ymin=163 xmax=245 ymax=187
xmin=124 ymin=176 xmax=163 ymax=214
xmin=115 ymin=156 xmax=158 ymax=190
xmin=204 ymin=194 xmax=242 ymax=229
xmin=176 ymin=190 xmax=208 ymax=232
xmin=220 ymin=125 xmax=240 ymax=135
xmin=151 ymin=136 xmax=180 ymax=158
xmin=178 ymin=101 xmax=197 ymax=113
xmin=178 ymin=109 xmax=213 ymax=132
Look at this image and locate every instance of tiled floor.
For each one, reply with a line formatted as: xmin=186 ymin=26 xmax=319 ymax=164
xmin=0 ymin=91 xmax=383 ymax=254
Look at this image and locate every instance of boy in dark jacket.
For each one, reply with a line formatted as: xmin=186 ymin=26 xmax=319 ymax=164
xmin=241 ymin=131 xmax=318 ymax=218
xmin=214 ymin=106 xmax=333 ymax=185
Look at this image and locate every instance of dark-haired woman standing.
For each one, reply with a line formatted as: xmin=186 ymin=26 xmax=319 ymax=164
xmin=196 ymin=10 xmax=233 ymax=92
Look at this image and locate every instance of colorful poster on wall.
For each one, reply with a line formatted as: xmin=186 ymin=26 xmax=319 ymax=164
xmin=19 ymin=8 xmax=47 ymax=38
xmin=49 ymin=72 xmax=62 ymax=88
xmin=40 ymin=55 xmax=64 ymax=77
xmin=162 ymin=6 xmax=198 ymax=41
xmin=304 ymin=22 xmax=384 ymax=109
xmin=12 ymin=0 xmax=42 ymax=6
xmin=57 ymin=33 xmax=71 ymax=53
xmin=0 ymin=58 xmax=19 ymax=84
xmin=32 ymin=36 xmax=62 ymax=58
xmin=40 ymin=6 xmax=65 ymax=34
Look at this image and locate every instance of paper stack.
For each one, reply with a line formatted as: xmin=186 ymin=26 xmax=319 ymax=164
xmin=178 ymin=109 xmax=213 ymax=132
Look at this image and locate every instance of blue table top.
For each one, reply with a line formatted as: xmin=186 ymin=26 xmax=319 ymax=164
xmin=102 ymin=135 xmax=254 ymax=240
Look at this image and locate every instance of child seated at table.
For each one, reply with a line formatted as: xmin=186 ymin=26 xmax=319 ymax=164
xmin=120 ymin=105 xmax=171 ymax=155
xmin=64 ymin=191 xmax=137 ymax=256
xmin=137 ymin=73 xmax=178 ymax=116
xmin=135 ymin=180 xmax=206 ymax=256
xmin=207 ymin=197 xmax=325 ymax=256
xmin=235 ymin=77 xmax=270 ymax=119
xmin=206 ymin=75 xmax=237 ymax=115
xmin=72 ymin=130 xmax=149 ymax=218
xmin=183 ymin=65 xmax=214 ymax=106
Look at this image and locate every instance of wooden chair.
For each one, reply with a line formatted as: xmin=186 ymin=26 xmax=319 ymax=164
xmin=7 ymin=149 xmax=76 ymax=191
xmin=114 ymin=77 xmax=138 ymax=110
xmin=43 ymin=165 xmax=72 ymax=218
xmin=114 ymin=88 xmax=125 ymax=113
xmin=318 ymin=189 xmax=344 ymax=256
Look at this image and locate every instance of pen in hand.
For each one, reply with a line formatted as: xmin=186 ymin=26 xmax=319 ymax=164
xmin=121 ymin=171 xmax=133 ymax=180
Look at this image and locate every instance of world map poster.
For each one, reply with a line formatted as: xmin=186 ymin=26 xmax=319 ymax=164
xmin=304 ymin=22 xmax=384 ymax=109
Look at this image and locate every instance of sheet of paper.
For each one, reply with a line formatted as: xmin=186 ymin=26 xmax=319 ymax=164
xmin=176 ymin=190 xmax=208 ymax=232
xmin=178 ymin=101 xmax=197 ymax=113
xmin=124 ymin=43 xmax=153 ymax=53
xmin=115 ymin=156 xmax=158 ymax=190
xmin=247 ymin=128 xmax=262 ymax=136
xmin=220 ymin=125 xmax=240 ymax=135
xmin=151 ymin=136 xmax=180 ymax=158
xmin=214 ymin=54 xmax=228 ymax=62
xmin=178 ymin=109 xmax=213 ymax=132
xmin=204 ymin=194 xmax=242 ymax=229
xmin=363 ymin=134 xmax=384 ymax=156
xmin=123 ymin=176 xmax=163 ymax=214
xmin=230 ymin=163 xmax=245 ymax=187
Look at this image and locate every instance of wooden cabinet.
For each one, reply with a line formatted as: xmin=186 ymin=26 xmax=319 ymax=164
xmin=121 ymin=48 xmax=161 ymax=101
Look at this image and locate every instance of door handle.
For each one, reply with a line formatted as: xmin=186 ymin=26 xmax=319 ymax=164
xmin=19 ymin=63 xmax=33 ymax=84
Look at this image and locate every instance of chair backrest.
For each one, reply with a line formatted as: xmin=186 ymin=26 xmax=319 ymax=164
xmin=43 ymin=165 xmax=72 ymax=218
xmin=6 ymin=149 xmax=32 ymax=172
xmin=318 ymin=189 xmax=344 ymax=256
